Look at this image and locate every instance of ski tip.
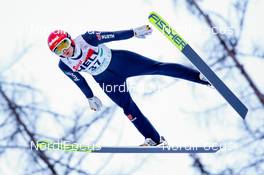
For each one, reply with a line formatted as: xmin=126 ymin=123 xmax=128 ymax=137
xmin=240 ymin=107 xmax=248 ymax=120
xmin=149 ymin=11 xmax=156 ymax=15
xmin=148 ymin=11 xmax=158 ymax=19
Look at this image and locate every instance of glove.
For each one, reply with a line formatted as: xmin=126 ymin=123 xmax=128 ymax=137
xmin=88 ymin=96 xmax=102 ymax=111
xmin=133 ymin=25 xmax=152 ymax=38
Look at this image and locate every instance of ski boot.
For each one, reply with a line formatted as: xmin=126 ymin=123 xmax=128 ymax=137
xmin=140 ymin=136 xmax=168 ymax=146
xmin=199 ymin=73 xmax=214 ymax=88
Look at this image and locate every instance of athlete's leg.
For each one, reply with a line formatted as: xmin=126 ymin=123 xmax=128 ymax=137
xmin=94 ymin=72 xmax=161 ymax=143
xmin=109 ymin=50 xmax=209 ymax=85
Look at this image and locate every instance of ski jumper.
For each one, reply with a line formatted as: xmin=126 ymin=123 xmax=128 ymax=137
xmin=58 ymin=29 xmax=209 ymax=143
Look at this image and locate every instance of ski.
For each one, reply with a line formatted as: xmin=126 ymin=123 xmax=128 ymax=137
xmin=87 ymin=146 xmax=221 ymax=153
xmin=34 ymin=140 xmax=221 ymax=153
xmin=148 ymin=12 xmax=248 ymax=119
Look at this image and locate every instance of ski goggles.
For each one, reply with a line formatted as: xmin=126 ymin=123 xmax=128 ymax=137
xmin=53 ymin=38 xmax=71 ymax=56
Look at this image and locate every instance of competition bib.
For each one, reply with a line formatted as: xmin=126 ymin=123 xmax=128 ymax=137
xmin=61 ymin=35 xmax=112 ymax=75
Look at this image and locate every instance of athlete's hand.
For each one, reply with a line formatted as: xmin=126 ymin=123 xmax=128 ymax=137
xmin=88 ymin=96 xmax=102 ymax=111
xmin=133 ymin=25 xmax=152 ymax=38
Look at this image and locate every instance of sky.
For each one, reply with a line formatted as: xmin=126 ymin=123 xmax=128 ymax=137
xmin=0 ymin=0 xmax=264 ymax=174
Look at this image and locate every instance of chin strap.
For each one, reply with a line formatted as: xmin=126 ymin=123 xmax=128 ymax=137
xmin=71 ymin=45 xmax=75 ymax=57
xmin=70 ymin=39 xmax=75 ymax=46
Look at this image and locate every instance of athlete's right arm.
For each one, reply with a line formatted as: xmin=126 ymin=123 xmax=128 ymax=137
xmin=81 ymin=25 xmax=152 ymax=46
xmin=58 ymin=60 xmax=94 ymax=98
xmin=81 ymin=30 xmax=134 ymax=46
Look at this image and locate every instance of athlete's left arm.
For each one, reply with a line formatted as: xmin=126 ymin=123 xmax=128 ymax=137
xmin=81 ymin=30 xmax=134 ymax=46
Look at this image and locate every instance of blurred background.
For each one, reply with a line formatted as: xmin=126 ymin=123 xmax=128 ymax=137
xmin=0 ymin=0 xmax=264 ymax=174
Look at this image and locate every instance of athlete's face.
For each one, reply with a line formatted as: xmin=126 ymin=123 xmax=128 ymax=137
xmin=62 ymin=45 xmax=74 ymax=57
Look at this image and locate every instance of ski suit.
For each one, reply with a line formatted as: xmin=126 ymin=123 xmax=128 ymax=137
xmin=58 ymin=29 xmax=209 ymax=143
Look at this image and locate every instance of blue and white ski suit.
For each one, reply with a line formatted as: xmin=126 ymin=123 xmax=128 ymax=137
xmin=58 ymin=29 xmax=209 ymax=143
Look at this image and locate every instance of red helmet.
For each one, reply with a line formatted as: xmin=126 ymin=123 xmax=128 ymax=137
xmin=47 ymin=30 xmax=74 ymax=52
